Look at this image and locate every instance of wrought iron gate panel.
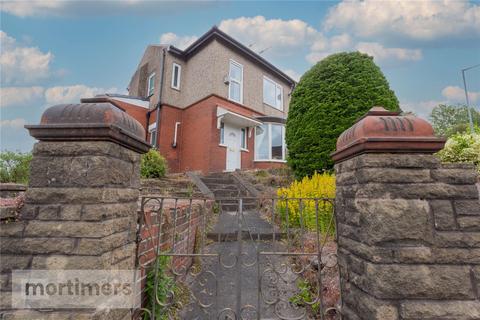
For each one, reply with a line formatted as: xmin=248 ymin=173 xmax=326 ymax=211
xmin=135 ymin=196 xmax=341 ymax=320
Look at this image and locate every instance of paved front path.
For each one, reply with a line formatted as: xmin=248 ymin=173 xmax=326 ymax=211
xmin=180 ymin=210 xmax=307 ymax=320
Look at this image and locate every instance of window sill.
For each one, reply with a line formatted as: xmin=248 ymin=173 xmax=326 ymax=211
xmin=228 ymin=97 xmax=243 ymax=105
xmin=263 ymin=102 xmax=283 ymax=112
xmin=254 ymin=159 xmax=287 ymax=163
xmin=241 ymin=148 xmax=249 ymax=152
xmin=171 ymin=86 xmax=181 ymax=91
xmin=219 ymin=144 xmax=227 ymax=148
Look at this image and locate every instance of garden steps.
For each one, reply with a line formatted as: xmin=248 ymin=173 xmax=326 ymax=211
xmin=199 ymin=172 xmax=256 ymax=211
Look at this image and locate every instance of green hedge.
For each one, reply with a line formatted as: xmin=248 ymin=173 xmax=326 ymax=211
xmin=286 ymin=52 xmax=400 ymax=178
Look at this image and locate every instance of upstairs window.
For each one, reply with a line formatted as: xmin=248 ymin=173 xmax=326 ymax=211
xmin=228 ymin=60 xmax=243 ymax=103
xmin=147 ymin=72 xmax=156 ymax=96
xmin=263 ymin=76 xmax=283 ymax=110
xmin=171 ymin=63 xmax=181 ymax=90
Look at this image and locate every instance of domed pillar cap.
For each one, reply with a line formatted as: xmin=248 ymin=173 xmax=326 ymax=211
xmin=331 ymin=106 xmax=446 ymax=163
xmin=25 ymin=103 xmax=150 ymax=154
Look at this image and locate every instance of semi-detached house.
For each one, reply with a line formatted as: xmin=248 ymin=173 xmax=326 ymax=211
xmin=84 ymin=26 xmax=295 ymax=173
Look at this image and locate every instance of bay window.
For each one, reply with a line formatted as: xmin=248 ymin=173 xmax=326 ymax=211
xmin=255 ymin=123 xmax=286 ymax=161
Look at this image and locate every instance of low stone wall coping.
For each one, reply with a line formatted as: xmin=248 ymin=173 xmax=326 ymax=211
xmin=25 ymin=103 xmax=150 ymax=153
xmin=0 ymin=183 xmax=27 ymax=192
xmin=331 ymin=106 xmax=446 ymax=163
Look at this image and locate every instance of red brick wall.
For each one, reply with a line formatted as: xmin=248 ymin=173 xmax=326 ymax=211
xmin=123 ymin=94 xmax=287 ymax=174
xmin=179 ymin=95 xmax=265 ymax=173
xmin=148 ymin=106 xmax=183 ymax=172
xmin=254 ymin=161 xmax=287 ymax=170
xmin=113 ymin=100 xmax=149 ymax=133
xmin=135 ymin=199 xmax=212 ymax=316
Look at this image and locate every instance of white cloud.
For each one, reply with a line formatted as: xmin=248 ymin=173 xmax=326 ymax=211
xmin=44 ymin=85 xmax=118 ymax=105
xmin=0 ymin=31 xmax=53 ymax=85
xmin=219 ymin=16 xmax=318 ymax=55
xmin=307 ymin=33 xmax=353 ymax=63
xmin=355 ymin=42 xmax=423 ymax=62
xmin=160 ymin=32 xmax=198 ymax=50
xmin=401 ymin=100 xmax=444 ymax=119
xmin=0 ymin=86 xmax=45 ymax=108
xmin=0 ymin=118 xmax=26 ymax=129
xmin=401 ymin=85 xmax=480 ymax=120
xmin=283 ymin=69 xmax=302 ymax=82
xmin=0 ymin=0 xmax=64 ymax=17
xmin=442 ymin=85 xmax=479 ymax=103
xmin=324 ymin=0 xmax=480 ymax=41
xmin=0 ymin=1 xmax=212 ymax=18
xmin=159 ymin=16 xmax=425 ymax=65
xmin=307 ymin=37 xmax=422 ymax=64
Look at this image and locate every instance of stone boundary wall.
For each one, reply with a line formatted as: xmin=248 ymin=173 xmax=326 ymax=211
xmin=335 ymin=153 xmax=480 ymax=320
xmin=0 ymin=141 xmax=142 ymax=320
xmin=0 ymin=183 xmax=26 ymax=199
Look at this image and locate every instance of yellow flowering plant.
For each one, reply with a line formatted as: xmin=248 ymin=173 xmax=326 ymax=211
xmin=276 ymin=172 xmax=335 ymax=234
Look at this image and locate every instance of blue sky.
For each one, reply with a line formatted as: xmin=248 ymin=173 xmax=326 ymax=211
xmin=1 ymin=0 xmax=479 ymax=152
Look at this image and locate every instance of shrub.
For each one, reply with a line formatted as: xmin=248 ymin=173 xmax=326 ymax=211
xmin=286 ymin=52 xmax=400 ymax=178
xmin=0 ymin=151 xmax=32 ymax=184
xmin=436 ymin=131 xmax=480 ymax=173
xmin=276 ymin=172 xmax=335 ymax=233
xmin=143 ymin=255 xmax=187 ymax=320
xmin=141 ymin=149 xmax=167 ymax=179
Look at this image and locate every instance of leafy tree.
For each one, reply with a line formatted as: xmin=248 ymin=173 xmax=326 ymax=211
xmin=0 ymin=151 xmax=32 ymax=184
xmin=430 ymin=104 xmax=480 ymax=137
xmin=286 ymin=52 xmax=400 ymax=177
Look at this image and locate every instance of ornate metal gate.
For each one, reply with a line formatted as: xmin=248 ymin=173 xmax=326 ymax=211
xmin=135 ymin=196 xmax=341 ymax=320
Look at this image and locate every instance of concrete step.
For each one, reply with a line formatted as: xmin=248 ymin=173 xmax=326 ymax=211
xmin=205 ymin=183 xmax=238 ymax=190
xmin=201 ymin=177 xmax=235 ymax=184
xmin=207 ymin=230 xmax=285 ymax=241
xmin=221 ymin=203 xmax=257 ymax=212
xmin=206 ymin=211 xmax=283 ymax=241
xmin=213 ymin=190 xmax=241 ymax=198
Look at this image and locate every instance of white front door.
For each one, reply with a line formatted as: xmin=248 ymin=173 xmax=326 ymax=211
xmin=224 ymin=123 xmax=241 ymax=172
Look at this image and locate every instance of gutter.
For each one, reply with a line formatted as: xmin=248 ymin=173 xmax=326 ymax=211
xmin=153 ymin=47 xmax=166 ymax=149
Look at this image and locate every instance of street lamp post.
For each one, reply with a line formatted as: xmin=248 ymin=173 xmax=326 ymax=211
xmin=461 ymin=63 xmax=480 ymax=134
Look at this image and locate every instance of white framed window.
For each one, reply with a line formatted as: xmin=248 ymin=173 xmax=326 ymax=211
xmin=241 ymin=128 xmax=247 ymax=150
xmin=171 ymin=63 xmax=181 ymax=90
xmin=149 ymin=123 xmax=157 ymax=146
xmin=149 ymin=129 xmax=157 ymax=146
xmin=263 ymin=76 xmax=283 ymax=110
xmin=254 ymin=123 xmax=286 ymax=161
xmin=219 ymin=122 xmax=225 ymax=145
xmin=228 ymin=59 xmax=243 ymax=104
xmin=147 ymin=72 xmax=155 ymax=96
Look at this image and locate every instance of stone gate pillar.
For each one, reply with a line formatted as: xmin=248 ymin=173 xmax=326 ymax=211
xmin=0 ymin=103 xmax=150 ymax=319
xmin=331 ymin=107 xmax=480 ymax=320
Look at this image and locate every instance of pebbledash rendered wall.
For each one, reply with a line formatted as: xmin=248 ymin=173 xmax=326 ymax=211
xmin=0 ymin=102 xmax=150 ymax=319
xmin=332 ymin=107 xmax=480 ymax=320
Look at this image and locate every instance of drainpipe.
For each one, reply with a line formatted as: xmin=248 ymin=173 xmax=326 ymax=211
xmin=145 ymin=112 xmax=150 ymax=140
xmin=153 ymin=47 xmax=166 ymax=149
